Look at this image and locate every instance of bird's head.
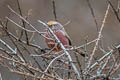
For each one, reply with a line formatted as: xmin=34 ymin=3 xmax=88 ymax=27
xmin=47 ymin=21 xmax=63 ymax=30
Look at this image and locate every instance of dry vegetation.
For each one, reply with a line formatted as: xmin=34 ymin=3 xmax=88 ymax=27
xmin=0 ymin=0 xmax=120 ymax=80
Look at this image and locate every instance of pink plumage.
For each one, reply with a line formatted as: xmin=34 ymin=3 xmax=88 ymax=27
xmin=45 ymin=31 xmax=69 ymax=51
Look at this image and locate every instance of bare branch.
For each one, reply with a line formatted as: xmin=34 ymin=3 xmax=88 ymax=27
xmin=0 ymin=73 xmax=2 ymax=80
xmin=41 ymin=53 xmax=65 ymax=78
xmin=87 ymin=4 xmax=110 ymax=67
xmin=52 ymin=0 xmax=57 ymax=21
xmin=86 ymin=0 xmax=98 ymax=32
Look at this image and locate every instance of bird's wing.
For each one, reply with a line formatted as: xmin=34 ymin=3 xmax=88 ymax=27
xmin=62 ymin=28 xmax=72 ymax=45
xmin=65 ymin=35 xmax=72 ymax=45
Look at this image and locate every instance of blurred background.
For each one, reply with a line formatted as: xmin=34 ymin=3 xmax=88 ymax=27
xmin=0 ymin=0 xmax=120 ymax=80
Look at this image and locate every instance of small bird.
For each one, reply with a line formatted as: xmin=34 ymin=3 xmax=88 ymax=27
xmin=44 ymin=20 xmax=85 ymax=57
xmin=44 ymin=20 xmax=72 ymax=52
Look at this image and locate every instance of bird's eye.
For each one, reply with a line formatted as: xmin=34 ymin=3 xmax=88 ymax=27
xmin=48 ymin=25 xmax=52 ymax=27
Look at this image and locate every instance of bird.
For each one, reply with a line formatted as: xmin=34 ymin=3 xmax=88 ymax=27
xmin=44 ymin=20 xmax=72 ymax=52
xmin=44 ymin=20 xmax=85 ymax=57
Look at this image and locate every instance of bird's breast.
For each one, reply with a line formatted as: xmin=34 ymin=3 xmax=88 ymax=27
xmin=44 ymin=31 xmax=70 ymax=51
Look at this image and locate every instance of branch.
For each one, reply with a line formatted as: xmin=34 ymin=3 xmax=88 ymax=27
xmin=84 ymin=44 xmax=120 ymax=74
xmin=86 ymin=0 xmax=98 ymax=32
xmin=107 ymin=0 xmax=120 ymax=23
xmin=0 ymin=39 xmax=16 ymax=54
xmin=41 ymin=53 xmax=65 ymax=78
xmin=0 ymin=73 xmax=2 ymax=80
xmin=52 ymin=0 xmax=57 ymax=21
xmin=87 ymin=4 xmax=110 ymax=67
xmin=0 ymin=54 xmax=56 ymax=79
xmin=7 ymin=5 xmax=52 ymax=40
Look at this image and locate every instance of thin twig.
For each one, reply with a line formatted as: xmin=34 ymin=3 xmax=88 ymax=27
xmin=84 ymin=43 xmax=120 ymax=74
xmin=84 ymin=39 xmax=89 ymax=70
xmin=86 ymin=0 xmax=98 ymax=32
xmin=117 ymin=0 xmax=120 ymax=13
xmin=0 ymin=39 xmax=16 ymax=54
xmin=6 ymin=17 xmax=53 ymax=41
xmin=41 ymin=53 xmax=65 ymax=78
xmin=107 ymin=51 xmax=120 ymax=77
xmin=97 ymin=54 xmax=111 ymax=75
xmin=31 ymin=43 xmax=59 ymax=57
xmin=71 ymin=37 xmax=100 ymax=50
xmin=8 ymin=31 xmax=45 ymax=52
xmin=16 ymin=0 xmax=29 ymax=43
xmin=5 ymin=17 xmax=36 ymax=33
xmin=0 ymin=73 xmax=2 ymax=80
xmin=110 ymin=63 xmax=120 ymax=76
xmin=7 ymin=5 xmax=52 ymax=40
xmin=0 ymin=54 xmax=55 ymax=78
xmin=52 ymin=0 xmax=57 ymax=21
xmin=19 ymin=44 xmax=44 ymax=71
xmin=87 ymin=4 xmax=110 ymax=67
xmin=107 ymin=0 xmax=120 ymax=23
xmin=0 ymin=21 xmax=35 ymax=74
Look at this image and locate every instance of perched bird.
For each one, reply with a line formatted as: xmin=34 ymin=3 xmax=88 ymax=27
xmin=44 ymin=20 xmax=85 ymax=57
xmin=44 ymin=20 xmax=72 ymax=52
